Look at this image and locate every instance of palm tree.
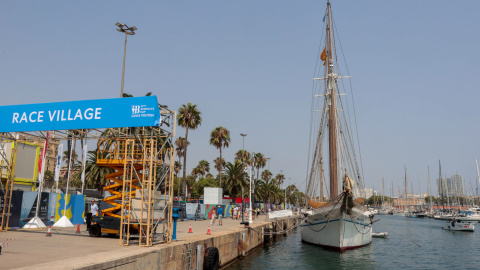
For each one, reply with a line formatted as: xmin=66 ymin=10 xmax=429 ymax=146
xmin=261 ymin=170 xmax=272 ymax=182
xmin=235 ymin=150 xmax=251 ymax=167
xmin=257 ymin=177 xmax=276 ymax=204
xmin=63 ymin=150 xmax=78 ymax=168
xmin=253 ymin=179 xmax=263 ymax=201
xmin=71 ymin=150 xmax=114 ymax=191
xmin=174 ymin=160 xmax=182 ymax=178
xmin=209 ymin=126 xmax=230 ymax=188
xmin=253 ymin=153 xmax=267 ymax=182
xmin=275 ymin=173 xmax=285 ymax=188
xmin=195 ymin=160 xmax=210 ymax=177
xmin=177 ymin=103 xmax=202 ymax=198
xmin=213 ymin=157 xmax=225 ymax=179
xmin=186 ymin=175 xmax=197 ymax=199
xmin=190 ymin=167 xmax=200 ymax=180
xmin=175 ymin=137 xmax=189 ymax=197
xmin=223 ymin=162 xmax=247 ymax=204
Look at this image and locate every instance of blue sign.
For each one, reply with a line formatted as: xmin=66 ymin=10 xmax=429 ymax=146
xmin=0 ymin=96 xmax=161 ymax=132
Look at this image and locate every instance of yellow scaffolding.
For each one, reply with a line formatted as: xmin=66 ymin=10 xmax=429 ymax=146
xmin=0 ymin=108 xmax=176 ymax=247
xmin=96 ymin=129 xmax=174 ymax=246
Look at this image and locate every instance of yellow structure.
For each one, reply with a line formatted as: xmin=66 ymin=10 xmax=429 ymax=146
xmin=0 ymin=141 xmax=41 ymax=192
xmin=95 ymin=124 xmax=175 ymax=247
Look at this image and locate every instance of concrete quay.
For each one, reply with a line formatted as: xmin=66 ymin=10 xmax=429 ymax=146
xmin=1 ymin=214 xmax=300 ymax=270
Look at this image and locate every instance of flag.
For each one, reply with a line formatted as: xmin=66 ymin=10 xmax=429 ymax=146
xmin=81 ymin=144 xmax=87 ymax=184
xmin=38 ymin=132 xmax=50 ymax=183
xmin=320 ymin=47 xmax=327 ymax=65
xmin=54 ymin=144 xmax=63 ymax=182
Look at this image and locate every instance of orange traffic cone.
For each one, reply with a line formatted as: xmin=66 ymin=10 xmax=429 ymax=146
xmin=188 ymin=224 xmax=193 ymax=233
xmin=75 ymin=224 xmax=81 ymax=234
xmin=207 ymin=226 xmax=211 ymax=235
xmin=46 ymin=226 xmax=52 ymax=237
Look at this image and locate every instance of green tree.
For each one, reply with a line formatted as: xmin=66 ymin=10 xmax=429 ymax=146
xmin=209 ymin=126 xmax=230 ymax=188
xmin=175 ymin=136 xmax=189 ymax=198
xmin=253 ymin=153 xmax=267 ymax=182
xmin=71 ymin=150 xmax=114 ymax=192
xmin=261 ymin=170 xmax=272 ymax=182
xmin=177 ymin=103 xmax=202 ymax=198
xmin=235 ymin=150 xmax=251 ymax=169
xmin=63 ymin=149 xmax=78 ymax=169
xmin=174 ymin=160 xmax=182 ymax=178
xmin=195 ymin=160 xmax=210 ymax=177
xmin=192 ymin=177 xmax=218 ymax=199
xmin=44 ymin=170 xmax=55 ymax=190
xmin=213 ymin=157 xmax=225 ymax=179
xmin=257 ymin=177 xmax=276 ymax=204
xmin=223 ymin=162 xmax=247 ymax=204
xmin=275 ymin=173 xmax=285 ymax=188
xmin=186 ymin=175 xmax=197 ymax=199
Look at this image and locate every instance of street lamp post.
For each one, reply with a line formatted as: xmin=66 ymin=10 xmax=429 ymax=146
xmin=116 ymin=22 xmax=137 ymax=98
xmin=240 ymin=133 xmax=247 ymax=152
xmin=248 ymin=165 xmax=253 ymax=224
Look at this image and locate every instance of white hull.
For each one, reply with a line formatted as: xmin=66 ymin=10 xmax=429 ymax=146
xmin=372 ymin=232 xmax=389 ymax=238
xmin=442 ymin=221 xmax=475 ymax=231
xmin=300 ymin=205 xmax=372 ymax=251
xmin=457 ymin=215 xmax=480 ymax=222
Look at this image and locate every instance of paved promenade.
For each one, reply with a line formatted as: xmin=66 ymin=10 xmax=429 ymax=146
xmin=1 ymin=215 xmax=271 ymax=269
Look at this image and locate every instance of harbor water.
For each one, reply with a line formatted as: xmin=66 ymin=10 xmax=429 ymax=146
xmin=227 ymin=215 xmax=480 ymax=269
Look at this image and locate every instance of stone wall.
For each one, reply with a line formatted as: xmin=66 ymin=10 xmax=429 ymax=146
xmin=75 ymin=216 xmax=300 ymax=270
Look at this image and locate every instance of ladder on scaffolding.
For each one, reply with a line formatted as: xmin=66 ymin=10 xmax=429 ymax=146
xmin=118 ymin=138 xmax=162 ymax=247
xmin=138 ymin=139 xmax=156 ymax=247
xmin=152 ymin=147 xmax=174 ymax=243
xmin=1 ymin=142 xmax=17 ymax=231
xmin=97 ymin=130 xmax=174 ymax=246
xmin=119 ymin=139 xmax=136 ymax=246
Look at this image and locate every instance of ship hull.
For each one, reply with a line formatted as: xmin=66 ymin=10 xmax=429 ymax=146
xmin=300 ymin=205 xmax=372 ymax=251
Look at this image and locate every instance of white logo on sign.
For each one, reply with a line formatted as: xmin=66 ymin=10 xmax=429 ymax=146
xmin=132 ymin=105 xmax=141 ymax=114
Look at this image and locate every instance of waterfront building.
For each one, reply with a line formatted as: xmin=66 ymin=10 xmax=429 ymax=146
xmin=450 ymin=173 xmax=464 ymax=197
xmin=437 ymin=173 xmax=464 ymax=197
xmin=393 ymin=194 xmax=425 ymax=207
xmin=353 ymin=188 xmax=374 ymax=199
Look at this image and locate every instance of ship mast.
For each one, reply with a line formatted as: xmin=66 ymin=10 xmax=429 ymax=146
xmin=326 ymin=0 xmax=338 ymax=200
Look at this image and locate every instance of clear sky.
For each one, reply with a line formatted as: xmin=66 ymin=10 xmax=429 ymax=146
xmin=2 ymin=1 xmax=480 ymax=197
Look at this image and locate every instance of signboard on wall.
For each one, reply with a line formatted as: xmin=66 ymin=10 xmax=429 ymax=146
xmin=0 ymin=96 xmax=161 ymax=132
xmin=0 ymin=190 xmax=24 ymax=228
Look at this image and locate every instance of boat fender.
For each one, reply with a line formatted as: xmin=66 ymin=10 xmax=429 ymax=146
xmin=203 ymin=247 xmax=220 ymax=270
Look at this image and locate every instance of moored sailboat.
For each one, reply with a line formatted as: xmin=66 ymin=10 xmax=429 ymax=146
xmin=300 ymin=0 xmax=373 ymax=251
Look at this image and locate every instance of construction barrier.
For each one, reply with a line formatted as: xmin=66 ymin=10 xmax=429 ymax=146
xmin=0 ymin=191 xmax=85 ymax=229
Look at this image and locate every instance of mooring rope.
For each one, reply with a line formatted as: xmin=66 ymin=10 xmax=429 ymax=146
xmin=377 ymin=220 xmax=422 ymax=247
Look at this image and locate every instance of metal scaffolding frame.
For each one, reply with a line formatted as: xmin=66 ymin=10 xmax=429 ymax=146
xmin=0 ymin=107 xmax=176 ymax=246
xmin=0 ymin=141 xmax=18 ymax=231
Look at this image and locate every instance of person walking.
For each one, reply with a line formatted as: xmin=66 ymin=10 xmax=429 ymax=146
xmin=233 ymin=206 xmax=238 ymax=220
xmin=90 ymin=200 xmax=98 ymax=216
xmin=217 ymin=206 xmax=224 ymax=226
xmin=210 ymin=207 xmax=217 ymax=226
xmin=236 ymin=206 xmax=242 ymax=220
xmin=87 ymin=199 xmax=98 ymax=231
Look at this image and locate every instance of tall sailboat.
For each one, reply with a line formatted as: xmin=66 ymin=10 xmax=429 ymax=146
xmin=300 ymin=0 xmax=373 ymax=251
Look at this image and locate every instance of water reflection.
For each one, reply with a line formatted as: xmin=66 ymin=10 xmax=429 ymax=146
xmin=228 ymin=215 xmax=480 ymax=270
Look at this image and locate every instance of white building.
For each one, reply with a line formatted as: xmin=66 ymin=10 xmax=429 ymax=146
xmin=353 ymin=188 xmax=374 ymax=199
